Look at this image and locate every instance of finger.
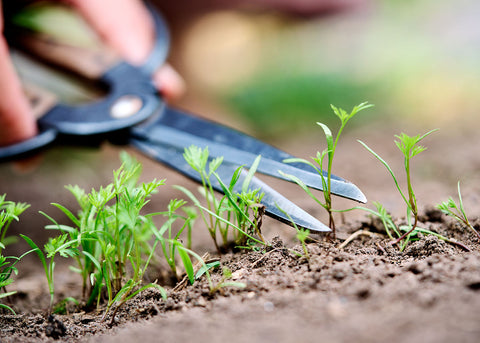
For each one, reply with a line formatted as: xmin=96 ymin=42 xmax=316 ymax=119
xmin=153 ymin=64 xmax=186 ymax=102
xmin=0 ymin=6 xmax=37 ymax=146
xmin=65 ymin=0 xmax=155 ymax=65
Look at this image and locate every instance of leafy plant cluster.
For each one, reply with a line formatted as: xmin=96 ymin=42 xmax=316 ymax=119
xmin=13 ymin=150 xmax=263 ymax=316
xmin=21 ymin=153 xmax=207 ymax=316
xmin=179 ymin=145 xmax=267 ymax=253
xmin=0 ymin=195 xmax=30 ymax=314
xmin=0 ymin=194 xmax=29 ymax=313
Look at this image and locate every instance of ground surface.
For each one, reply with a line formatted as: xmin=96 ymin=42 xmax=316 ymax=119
xmin=1 ymin=122 xmax=480 ymax=343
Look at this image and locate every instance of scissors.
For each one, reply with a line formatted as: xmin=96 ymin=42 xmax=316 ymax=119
xmin=0 ymin=3 xmax=366 ymax=232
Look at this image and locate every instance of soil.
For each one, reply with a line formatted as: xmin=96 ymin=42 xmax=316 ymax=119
xmin=2 ymin=212 xmax=480 ymax=343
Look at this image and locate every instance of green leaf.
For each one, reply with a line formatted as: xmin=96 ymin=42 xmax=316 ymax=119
xmin=195 ymin=261 xmax=220 ymax=280
xmin=358 ymin=140 xmax=409 ymax=208
xmin=209 ymin=157 xmax=224 ymax=175
xmin=178 ymin=245 xmax=195 ymax=284
xmin=51 ymin=203 xmax=80 ymax=227
xmin=242 ymin=155 xmax=261 ymax=194
xmin=316 ymin=122 xmax=333 ymax=153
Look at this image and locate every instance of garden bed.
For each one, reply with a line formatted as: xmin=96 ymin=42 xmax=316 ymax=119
xmin=2 ymin=208 xmax=480 ymax=342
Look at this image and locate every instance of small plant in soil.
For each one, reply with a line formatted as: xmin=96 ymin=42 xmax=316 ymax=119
xmin=21 ymin=153 xmax=219 ymax=316
xmin=437 ymin=181 xmax=480 ymax=241
xmin=0 ymin=195 xmax=30 ymax=314
xmin=276 ymin=204 xmax=310 ymax=260
xmin=0 ymin=194 xmax=30 ymax=251
xmin=357 ymin=129 xmax=463 ymax=251
xmin=280 ymin=102 xmax=373 ymax=239
xmin=149 ymin=198 xmax=197 ymax=282
xmin=208 ymin=267 xmax=246 ymax=295
xmin=178 ymin=145 xmax=267 ymax=253
xmin=0 ymin=252 xmax=30 ymax=314
xmin=359 ymin=202 xmax=469 ymax=251
xmin=21 ymin=234 xmax=78 ymax=312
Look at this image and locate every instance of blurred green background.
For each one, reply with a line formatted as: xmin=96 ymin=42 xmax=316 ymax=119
xmin=175 ymin=0 xmax=480 ymax=137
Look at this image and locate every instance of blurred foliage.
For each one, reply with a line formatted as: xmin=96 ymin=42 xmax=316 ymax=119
xmin=220 ymin=0 xmax=480 ymax=138
xmin=227 ymin=72 xmax=378 ymax=138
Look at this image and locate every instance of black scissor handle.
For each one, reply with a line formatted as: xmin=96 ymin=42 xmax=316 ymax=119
xmin=0 ymin=3 xmax=169 ymax=161
xmin=38 ymin=63 xmax=162 ymax=135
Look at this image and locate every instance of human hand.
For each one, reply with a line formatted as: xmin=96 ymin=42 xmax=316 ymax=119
xmin=0 ymin=0 xmax=185 ymax=147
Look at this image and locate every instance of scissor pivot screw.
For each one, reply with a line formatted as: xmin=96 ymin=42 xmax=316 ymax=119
xmin=111 ymin=95 xmax=143 ymax=119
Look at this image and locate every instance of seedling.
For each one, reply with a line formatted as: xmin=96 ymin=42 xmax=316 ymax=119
xmin=179 ymin=145 xmax=266 ymax=252
xmin=437 ymin=182 xmax=480 ymax=241
xmin=150 ymin=199 xmax=196 ymax=282
xmin=0 ymin=194 xmax=30 ymax=251
xmin=359 ymin=129 xmax=439 ymax=249
xmin=21 ymin=233 xmax=78 ymax=312
xmin=281 ymin=102 xmax=373 ymax=239
xmin=208 ymin=267 xmax=246 ymax=295
xmin=22 ymin=153 xmax=195 ymax=316
xmin=359 ymin=202 xmax=469 ymax=251
xmin=0 ymin=196 xmax=31 ymax=314
xmin=276 ymin=204 xmax=310 ymax=260
xmin=0 ymin=252 xmax=31 ymax=314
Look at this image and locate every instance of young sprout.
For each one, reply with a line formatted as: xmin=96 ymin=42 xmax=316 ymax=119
xmin=209 ymin=267 xmax=246 ymax=295
xmin=281 ymin=102 xmax=373 ymax=239
xmin=276 ymin=204 xmax=310 ymax=260
xmin=359 ymin=129 xmax=438 ymax=248
xmin=437 ymin=182 xmax=480 ymax=241
xmin=24 ymin=153 xmax=179 ymax=315
xmin=358 ymin=201 xmax=469 ymax=251
xmin=21 ymin=233 xmax=78 ymax=312
xmin=0 ymin=195 xmax=30 ymax=251
xmin=180 ymin=145 xmax=266 ymax=252
xmin=0 ymin=251 xmax=32 ymax=314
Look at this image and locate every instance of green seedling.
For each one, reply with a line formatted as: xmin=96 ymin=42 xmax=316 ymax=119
xmin=0 ymin=251 xmax=32 ymax=314
xmin=53 ymin=297 xmax=80 ymax=315
xmin=21 ymin=233 xmax=77 ymax=312
xmin=281 ymin=102 xmax=373 ymax=239
xmin=276 ymin=204 xmax=310 ymax=260
xmin=0 ymin=194 xmax=30 ymax=251
xmin=359 ymin=129 xmax=439 ymax=249
xmin=360 ymin=202 xmax=469 ymax=251
xmin=0 ymin=196 xmax=30 ymax=314
xmin=25 ymin=153 xmax=172 ymax=315
xmin=150 ymin=199 xmax=196 ymax=282
xmin=437 ymin=182 xmax=480 ymax=242
xmin=180 ymin=145 xmax=266 ymax=252
xmin=0 ymin=255 xmax=19 ymax=314
xmin=209 ymin=267 xmax=246 ymax=295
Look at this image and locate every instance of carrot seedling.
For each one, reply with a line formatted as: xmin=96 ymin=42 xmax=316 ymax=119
xmin=358 ymin=129 xmax=444 ymax=250
xmin=281 ymin=102 xmax=373 ymax=239
xmin=0 ymin=195 xmax=29 ymax=251
xmin=359 ymin=202 xmax=469 ymax=251
xmin=0 ymin=196 xmax=30 ymax=314
xmin=0 ymin=251 xmax=32 ymax=314
xmin=180 ymin=145 xmax=267 ymax=252
xmin=437 ymin=182 xmax=480 ymax=242
xmin=21 ymin=233 xmax=78 ymax=312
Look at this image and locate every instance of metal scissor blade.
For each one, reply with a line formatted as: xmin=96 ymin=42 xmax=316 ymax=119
xmin=132 ymin=106 xmax=366 ymax=203
xmin=130 ymin=138 xmax=331 ymax=232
